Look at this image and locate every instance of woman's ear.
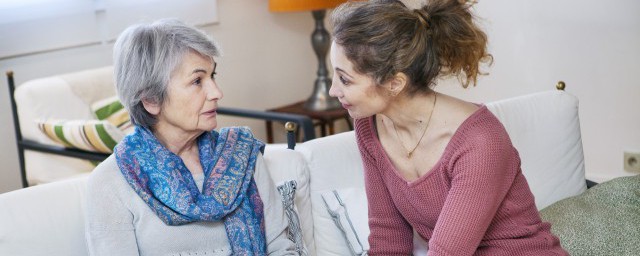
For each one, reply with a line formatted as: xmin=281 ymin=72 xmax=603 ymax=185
xmin=386 ymin=72 xmax=408 ymax=96
xmin=141 ymin=99 xmax=160 ymax=115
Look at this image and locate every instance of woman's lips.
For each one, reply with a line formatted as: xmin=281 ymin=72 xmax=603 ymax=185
xmin=202 ymin=109 xmax=217 ymax=116
xmin=341 ymin=103 xmax=351 ymax=109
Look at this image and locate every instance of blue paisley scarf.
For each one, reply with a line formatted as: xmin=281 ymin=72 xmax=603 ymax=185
xmin=114 ymin=126 xmax=267 ymax=255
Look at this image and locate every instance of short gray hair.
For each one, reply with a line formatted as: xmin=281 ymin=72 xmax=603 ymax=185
xmin=113 ymin=18 xmax=220 ymax=129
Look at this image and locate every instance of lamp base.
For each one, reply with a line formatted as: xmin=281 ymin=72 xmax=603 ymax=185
xmin=303 ymin=9 xmax=341 ymax=111
xmin=304 ymin=78 xmax=341 ymax=111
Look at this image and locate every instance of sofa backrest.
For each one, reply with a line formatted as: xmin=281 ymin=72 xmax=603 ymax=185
xmin=486 ymin=90 xmax=587 ymax=209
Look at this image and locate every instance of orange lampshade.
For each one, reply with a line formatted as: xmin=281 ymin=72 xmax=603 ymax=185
xmin=269 ymin=0 xmax=348 ymax=12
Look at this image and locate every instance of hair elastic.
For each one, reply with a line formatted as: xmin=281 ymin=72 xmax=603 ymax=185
xmin=413 ymin=9 xmax=431 ymax=29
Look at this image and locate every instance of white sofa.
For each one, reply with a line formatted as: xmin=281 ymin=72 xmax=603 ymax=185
xmin=1 ymin=74 xmax=588 ymax=255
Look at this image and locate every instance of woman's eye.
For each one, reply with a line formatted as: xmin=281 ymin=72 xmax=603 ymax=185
xmin=193 ymin=77 xmax=202 ymax=85
xmin=339 ymin=76 xmax=350 ymax=85
xmin=211 ymin=72 xmax=217 ymax=80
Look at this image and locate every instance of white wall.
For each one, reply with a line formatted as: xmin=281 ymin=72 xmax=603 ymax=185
xmin=1 ymin=0 xmax=638 ymax=192
xmin=415 ymin=0 xmax=640 ymax=182
xmin=0 ymin=0 xmax=319 ymax=193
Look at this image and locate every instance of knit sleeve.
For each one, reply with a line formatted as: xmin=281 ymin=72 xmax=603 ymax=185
xmin=427 ymin=121 xmax=519 ymax=256
xmin=85 ymin=156 xmax=140 ymax=256
xmin=355 ymin=118 xmax=414 ymax=254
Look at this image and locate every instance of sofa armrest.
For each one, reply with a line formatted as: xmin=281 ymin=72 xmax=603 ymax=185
xmin=0 ymin=176 xmax=89 ymax=256
xmin=295 ymin=131 xmax=368 ymax=255
xmin=262 ymin=146 xmax=315 ymax=254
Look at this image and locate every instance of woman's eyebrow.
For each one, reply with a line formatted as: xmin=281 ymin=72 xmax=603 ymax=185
xmin=335 ymin=67 xmax=353 ymax=79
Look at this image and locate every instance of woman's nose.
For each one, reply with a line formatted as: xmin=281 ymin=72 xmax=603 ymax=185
xmin=206 ymin=80 xmax=223 ymax=101
xmin=329 ymin=79 xmax=340 ymax=98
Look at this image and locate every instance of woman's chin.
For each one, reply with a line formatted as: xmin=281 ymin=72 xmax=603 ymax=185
xmin=347 ymin=109 xmax=369 ymax=120
xmin=200 ymin=121 xmax=217 ymax=132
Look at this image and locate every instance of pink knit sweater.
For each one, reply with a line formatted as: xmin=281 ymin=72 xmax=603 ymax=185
xmin=355 ymin=106 xmax=568 ymax=256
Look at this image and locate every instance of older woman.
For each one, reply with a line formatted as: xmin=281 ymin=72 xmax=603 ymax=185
xmin=84 ymin=19 xmax=297 ymax=255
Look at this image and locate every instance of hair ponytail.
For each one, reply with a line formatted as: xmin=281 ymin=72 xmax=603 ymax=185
xmin=331 ymin=0 xmax=492 ymax=92
xmin=421 ymin=0 xmax=492 ymax=88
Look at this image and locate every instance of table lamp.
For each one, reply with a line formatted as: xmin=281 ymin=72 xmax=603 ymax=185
xmin=269 ymin=0 xmax=348 ymax=111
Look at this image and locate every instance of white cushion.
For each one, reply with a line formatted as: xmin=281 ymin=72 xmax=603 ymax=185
xmin=58 ymin=66 xmax=116 ymax=107
xmin=413 ymin=229 xmax=429 ymax=255
xmin=24 ymin=151 xmax=94 ymax=185
xmin=0 ymin=176 xmax=88 ymax=256
xmin=296 ymin=131 xmax=365 ymax=191
xmin=320 ymin=188 xmax=369 ymax=255
xmin=15 ymin=77 xmax=95 ymax=144
xmin=296 ymin=131 xmax=366 ymax=255
xmin=486 ymin=90 xmax=587 ymax=209
xmin=262 ymin=145 xmax=315 ymax=254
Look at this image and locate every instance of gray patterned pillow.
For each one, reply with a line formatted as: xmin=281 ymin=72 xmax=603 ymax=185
xmin=277 ymin=180 xmax=308 ymax=256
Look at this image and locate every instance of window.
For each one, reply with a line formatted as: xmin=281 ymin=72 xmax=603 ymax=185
xmin=0 ymin=0 xmax=219 ymax=59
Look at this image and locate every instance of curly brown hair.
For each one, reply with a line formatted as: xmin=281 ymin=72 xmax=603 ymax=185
xmin=331 ymin=0 xmax=492 ymax=93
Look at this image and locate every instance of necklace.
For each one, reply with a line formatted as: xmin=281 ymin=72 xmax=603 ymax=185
xmin=391 ymin=93 xmax=437 ymax=158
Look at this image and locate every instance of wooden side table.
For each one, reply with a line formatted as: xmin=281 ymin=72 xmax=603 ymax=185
xmin=266 ymin=101 xmax=353 ymax=143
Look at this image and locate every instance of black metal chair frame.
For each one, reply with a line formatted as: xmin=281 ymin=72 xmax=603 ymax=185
xmin=6 ymin=70 xmax=312 ymax=188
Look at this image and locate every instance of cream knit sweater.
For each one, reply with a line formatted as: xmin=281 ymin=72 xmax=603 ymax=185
xmin=85 ymin=154 xmax=296 ymax=256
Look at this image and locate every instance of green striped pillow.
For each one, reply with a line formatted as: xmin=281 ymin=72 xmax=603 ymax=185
xmin=91 ymin=96 xmax=134 ymax=134
xmin=36 ymin=120 xmax=125 ymax=153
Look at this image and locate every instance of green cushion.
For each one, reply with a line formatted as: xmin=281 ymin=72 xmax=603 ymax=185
xmin=540 ymin=175 xmax=640 ymax=255
xmin=91 ymin=96 xmax=134 ymax=134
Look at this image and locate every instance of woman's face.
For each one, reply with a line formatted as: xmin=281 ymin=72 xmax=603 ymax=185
xmin=329 ymin=42 xmax=389 ymax=119
xmin=153 ymin=51 xmax=222 ymax=135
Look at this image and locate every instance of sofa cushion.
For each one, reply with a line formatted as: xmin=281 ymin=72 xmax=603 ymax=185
xmin=37 ymin=119 xmax=125 ymax=153
xmin=486 ymin=90 xmax=587 ymax=209
xmin=15 ymin=77 xmax=97 ymax=145
xmin=262 ymin=145 xmax=315 ymax=254
xmin=540 ymin=175 xmax=640 ymax=255
xmin=23 ymin=151 xmax=95 ymax=185
xmin=296 ymin=131 xmax=365 ymax=255
xmin=59 ymin=66 xmax=116 ymax=107
xmin=320 ymin=188 xmax=369 ymax=255
xmin=91 ymin=96 xmax=134 ymax=135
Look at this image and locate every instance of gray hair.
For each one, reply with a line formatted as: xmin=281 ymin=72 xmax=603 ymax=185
xmin=113 ymin=18 xmax=220 ymax=129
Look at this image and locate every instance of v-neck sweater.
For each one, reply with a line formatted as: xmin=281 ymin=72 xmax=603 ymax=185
xmin=355 ymin=106 xmax=568 ymax=256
